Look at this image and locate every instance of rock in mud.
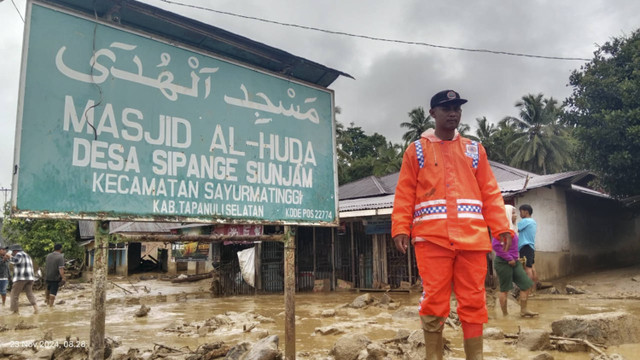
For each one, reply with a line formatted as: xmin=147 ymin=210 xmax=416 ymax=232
xmin=551 ymin=311 xmax=640 ymax=346
xmin=241 ymin=335 xmax=280 ymax=360
xmin=331 ymin=334 xmax=371 ymax=360
xmin=134 ymin=304 xmax=151 ymax=317
xmin=225 ymin=342 xmax=250 ymax=360
xmin=315 ymin=325 xmax=344 ymax=335
xmin=350 ymin=294 xmax=374 ymax=308
xmin=565 ymin=284 xmax=586 ymax=294
xmin=517 ymin=328 xmax=551 ymax=351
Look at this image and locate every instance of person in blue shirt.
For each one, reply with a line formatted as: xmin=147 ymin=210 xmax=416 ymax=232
xmin=518 ymin=204 xmax=538 ymax=289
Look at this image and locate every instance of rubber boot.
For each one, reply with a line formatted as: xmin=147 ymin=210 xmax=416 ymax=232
xmin=44 ymin=289 xmax=50 ymax=306
xmin=420 ymin=315 xmax=445 ymax=360
xmin=49 ymin=295 xmax=56 ymax=307
xmin=520 ymin=299 xmax=538 ymax=317
xmin=463 ymin=336 xmax=483 ymax=360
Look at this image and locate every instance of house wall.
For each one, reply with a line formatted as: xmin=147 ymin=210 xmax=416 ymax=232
xmin=513 ymin=186 xmax=570 ymax=280
xmin=514 ymin=186 xmax=570 ymax=253
xmin=512 ymin=186 xmax=640 ymax=280
xmin=565 ymin=192 xmax=640 ymax=274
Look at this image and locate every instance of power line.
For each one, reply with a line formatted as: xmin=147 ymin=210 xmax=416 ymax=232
xmin=157 ymin=0 xmax=590 ymax=62
xmin=9 ymin=0 xmax=24 ymax=23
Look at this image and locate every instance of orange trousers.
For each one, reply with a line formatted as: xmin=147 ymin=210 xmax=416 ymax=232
xmin=415 ymin=240 xmax=489 ymax=325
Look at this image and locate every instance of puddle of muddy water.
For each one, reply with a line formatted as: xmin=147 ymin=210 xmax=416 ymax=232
xmin=1 ymin=280 xmax=640 ymax=359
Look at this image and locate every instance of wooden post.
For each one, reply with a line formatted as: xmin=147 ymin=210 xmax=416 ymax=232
xmin=283 ymin=225 xmax=296 ymax=360
xmin=90 ymin=221 xmax=109 ymax=360
xmin=350 ymin=222 xmax=355 ymax=284
xmin=331 ymin=228 xmax=335 ymax=290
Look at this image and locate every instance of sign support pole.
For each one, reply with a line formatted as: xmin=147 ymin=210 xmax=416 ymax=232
xmin=284 ymin=225 xmax=296 ymax=360
xmin=90 ymin=221 xmax=109 ymax=359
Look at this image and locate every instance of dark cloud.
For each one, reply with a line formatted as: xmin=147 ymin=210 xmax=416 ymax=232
xmin=1 ymin=0 xmax=639 ymax=188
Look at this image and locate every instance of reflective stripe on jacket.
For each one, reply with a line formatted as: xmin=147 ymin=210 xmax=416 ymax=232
xmin=391 ymin=129 xmax=513 ymax=251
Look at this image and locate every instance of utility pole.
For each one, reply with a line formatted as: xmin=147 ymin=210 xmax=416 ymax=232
xmin=0 ymin=188 xmax=10 ymax=209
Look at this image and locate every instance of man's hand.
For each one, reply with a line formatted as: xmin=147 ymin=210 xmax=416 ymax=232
xmin=393 ymin=234 xmax=410 ymax=254
xmin=498 ymin=232 xmax=512 ymax=253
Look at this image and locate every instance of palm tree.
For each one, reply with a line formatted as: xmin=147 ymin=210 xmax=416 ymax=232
xmin=373 ymin=142 xmax=403 ymax=176
xmin=458 ymin=123 xmax=479 ymax=141
xmin=503 ymin=94 xmax=572 ymax=174
xmin=475 ymin=116 xmax=497 ymax=144
xmin=400 ymin=107 xmax=434 ymax=142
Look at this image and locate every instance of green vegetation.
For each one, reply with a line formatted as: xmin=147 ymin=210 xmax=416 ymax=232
xmin=565 ymin=29 xmax=640 ymax=198
xmin=2 ymin=204 xmax=82 ymax=267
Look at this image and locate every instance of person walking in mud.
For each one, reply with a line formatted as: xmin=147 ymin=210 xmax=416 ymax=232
xmin=7 ymin=244 xmax=38 ymax=315
xmin=492 ymin=205 xmax=538 ymax=318
xmin=392 ymin=89 xmax=514 ymax=360
xmin=518 ymin=204 xmax=538 ymax=292
xmin=0 ymin=246 xmax=10 ymax=306
xmin=45 ymin=243 xmax=66 ymax=307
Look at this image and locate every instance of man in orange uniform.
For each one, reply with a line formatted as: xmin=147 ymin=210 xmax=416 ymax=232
xmin=392 ymin=90 xmax=513 ymax=360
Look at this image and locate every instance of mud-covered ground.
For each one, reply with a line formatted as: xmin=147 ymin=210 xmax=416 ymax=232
xmin=1 ymin=264 xmax=640 ymax=359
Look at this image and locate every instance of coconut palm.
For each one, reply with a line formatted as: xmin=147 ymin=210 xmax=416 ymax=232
xmin=373 ymin=142 xmax=403 ymax=176
xmin=458 ymin=123 xmax=479 ymax=141
xmin=400 ymin=107 xmax=434 ymax=143
xmin=475 ymin=116 xmax=497 ymax=144
xmin=503 ymin=94 xmax=572 ymax=174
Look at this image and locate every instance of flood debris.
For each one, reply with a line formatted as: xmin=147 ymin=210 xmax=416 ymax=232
xmin=134 ymin=304 xmax=151 ymax=317
xmin=14 ymin=320 xmax=37 ymax=330
xmin=551 ymin=311 xmax=640 ymax=346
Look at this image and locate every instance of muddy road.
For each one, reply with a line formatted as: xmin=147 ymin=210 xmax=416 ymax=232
xmin=2 ymin=265 xmax=640 ymax=359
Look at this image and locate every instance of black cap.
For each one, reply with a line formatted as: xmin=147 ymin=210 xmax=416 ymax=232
xmin=430 ymin=90 xmax=468 ymax=109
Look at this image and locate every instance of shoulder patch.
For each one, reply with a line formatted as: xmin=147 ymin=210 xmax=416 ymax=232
xmin=465 ymin=140 xmax=479 ymax=168
xmin=414 ymin=140 xmax=424 ymax=169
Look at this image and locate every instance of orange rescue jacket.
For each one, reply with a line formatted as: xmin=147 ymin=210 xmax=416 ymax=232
xmin=391 ymin=129 xmax=513 ymax=251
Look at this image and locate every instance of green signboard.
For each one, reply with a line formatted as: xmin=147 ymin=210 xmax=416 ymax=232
xmin=12 ymin=2 xmax=337 ymax=225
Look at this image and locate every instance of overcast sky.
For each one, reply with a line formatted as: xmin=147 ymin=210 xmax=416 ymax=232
xmin=1 ymin=0 xmax=639 ymax=192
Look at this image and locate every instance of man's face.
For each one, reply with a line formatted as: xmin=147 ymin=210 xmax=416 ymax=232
xmin=0 ymin=249 xmax=5 ymax=257
xmin=430 ymin=104 xmax=462 ymax=132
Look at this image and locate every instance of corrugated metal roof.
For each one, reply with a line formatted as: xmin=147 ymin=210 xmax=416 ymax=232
xmin=489 ymin=160 xmax=538 ymax=183
xmin=40 ymin=0 xmax=352 ymax=87
xmin=340 ymin=194 xmax=395 ymax=212
xmin=339 ymin=175 xmax=395 ymax=200
xmin=338 ymin=163 xmax=602 ymax=213
xmin=499 ymin=170 xmax=593 ymax=195
xmin=78 ymin=220 xmax=175 ymax=237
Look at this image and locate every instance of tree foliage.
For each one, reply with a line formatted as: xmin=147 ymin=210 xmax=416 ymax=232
xmin=336 ymin=122 xmax=403 ymax=184
xmin=1 ymin=212 xmax=81 ymax=267
xmin=564 ymin=29 xmax=640 ymax=198
xmin=502 ymin=94 xmax=574 ymax=174
xmin=400 ymin=107 xmax=434 ymax=143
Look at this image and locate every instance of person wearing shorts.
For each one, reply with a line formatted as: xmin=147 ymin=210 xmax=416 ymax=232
xmin=492 ymin=205 xmax=537 ymax=317
xmin=518 ymin=204 xmax=538 ymax=287
xmin=45 ymin=243 xmax=66 ymax=307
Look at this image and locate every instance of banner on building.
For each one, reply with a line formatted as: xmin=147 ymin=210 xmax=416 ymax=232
xmin=171 ymin=242 xmax=210 ymax=262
